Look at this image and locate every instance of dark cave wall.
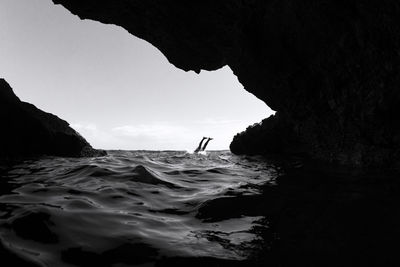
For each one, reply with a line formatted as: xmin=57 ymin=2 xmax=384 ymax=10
xmin=0 ymin=79 xmax=104 ymax=159
xmin=52 ymin=0 xmax=400 ymax=167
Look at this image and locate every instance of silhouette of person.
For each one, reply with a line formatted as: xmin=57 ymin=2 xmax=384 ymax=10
xmin=201 ymin=137 xmax=213 ymax=151
xmin=194 ymin=137 xmax=207 ymax=153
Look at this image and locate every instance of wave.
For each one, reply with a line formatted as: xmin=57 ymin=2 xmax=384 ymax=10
xmin=0 ymin=150 xmax=276 ymax=266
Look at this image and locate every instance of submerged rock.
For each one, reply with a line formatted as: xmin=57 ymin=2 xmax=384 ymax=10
xmin=51 ymin=0 xmax=400 ymax=167
xmin=0 ymin=79 xmax=105 ymax=159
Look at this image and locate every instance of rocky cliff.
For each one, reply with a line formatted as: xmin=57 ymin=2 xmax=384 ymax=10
xmin=52 ymin=0 xmax=400 ymax=167
xmin=0 ymin=79 xmax=104 ymax=159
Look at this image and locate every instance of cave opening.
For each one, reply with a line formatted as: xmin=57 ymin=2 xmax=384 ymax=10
xmin=0 ymin=0 xmax=274 ymax=151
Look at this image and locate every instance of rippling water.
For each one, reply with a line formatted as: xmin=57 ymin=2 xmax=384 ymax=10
xmin=0 ymin=151 xmax=278 ymax=266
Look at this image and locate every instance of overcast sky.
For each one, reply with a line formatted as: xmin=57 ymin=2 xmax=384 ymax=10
xmin=0 ymin=0 xmax=274 ymax=151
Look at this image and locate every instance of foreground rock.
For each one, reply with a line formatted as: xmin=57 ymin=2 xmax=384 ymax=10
xmin=230 ymin=114 xmax=307 ymax=156
xmin=0 ymin=79 xmax=105 ymax=160
xmin=196 ymin=162 xmax=400 ymax=266
xmin=52 ymin=0 xmax=400 ymax=168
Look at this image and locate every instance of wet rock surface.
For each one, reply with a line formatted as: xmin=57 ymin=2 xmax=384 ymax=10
xmin=196 ymin=162 xmax=400 ymax=266
xmin=52 ymin=0 xmax=400 ymax=167
xmin=0 ymin=79 xmax=105 ymax=160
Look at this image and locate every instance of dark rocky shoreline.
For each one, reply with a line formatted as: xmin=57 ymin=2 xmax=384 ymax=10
xmin=0 ymin=79 xmax=105 ymax=160
xmin=230 ymin=114 xmax=307 ymax=156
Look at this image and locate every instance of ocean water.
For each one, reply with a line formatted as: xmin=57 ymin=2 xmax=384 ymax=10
xmin=0 ymin=150 xmax=278 ymax=266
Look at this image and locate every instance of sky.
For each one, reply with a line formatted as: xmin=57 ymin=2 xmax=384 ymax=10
xmin=0 ymin=0 xmax=274 ymax=151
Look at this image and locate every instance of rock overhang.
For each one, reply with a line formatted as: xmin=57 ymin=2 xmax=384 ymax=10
xmin=51 ymin=0 xmax=400 ymax=167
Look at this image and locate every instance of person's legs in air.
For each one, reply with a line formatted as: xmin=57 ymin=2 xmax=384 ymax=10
xmin=195 ymin=137 xmax=207 ymax=153
xmin=201 ymin=137 xmax=213 ymax=151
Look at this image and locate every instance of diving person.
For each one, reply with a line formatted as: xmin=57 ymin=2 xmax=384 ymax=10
xmin=194 ymin=137 xmax=208 ymax=153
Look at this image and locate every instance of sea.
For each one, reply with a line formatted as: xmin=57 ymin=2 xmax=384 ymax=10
xmin=0 ymin=150 xmax=279 ymax=266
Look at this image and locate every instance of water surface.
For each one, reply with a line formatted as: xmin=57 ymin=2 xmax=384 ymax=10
xmin=0 ymin=150 xmax=277 ymax=266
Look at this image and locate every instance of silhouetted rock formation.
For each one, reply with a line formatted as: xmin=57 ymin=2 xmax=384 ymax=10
xmin=230 ymin=114 xmax=307 ymax=156
xmin=0 ymin=79 xmax=105 ymax=159
xmin=52 ymin=0 xmax=400 ymax=167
